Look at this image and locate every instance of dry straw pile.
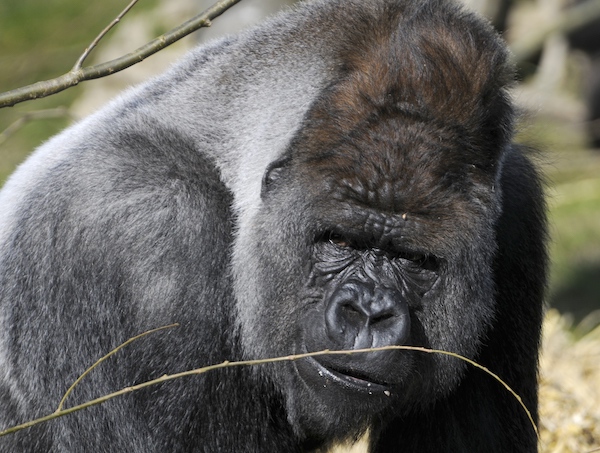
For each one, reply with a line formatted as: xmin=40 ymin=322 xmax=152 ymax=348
xmin=539 ymin=309 xmax=600 ymax=453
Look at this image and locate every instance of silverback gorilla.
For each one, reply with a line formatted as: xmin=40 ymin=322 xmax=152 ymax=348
xmin=0 ymin=0 xmax=547 ymax=451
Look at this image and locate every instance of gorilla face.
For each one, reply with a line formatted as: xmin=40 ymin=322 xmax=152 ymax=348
xmin=235 ymin=100 xmax=506 ymax=439
xmin=229 ymin=0 xmax=517 ymax=442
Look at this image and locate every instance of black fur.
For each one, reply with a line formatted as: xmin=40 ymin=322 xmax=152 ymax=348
xmin=0 ymin=0 xmax=547 ymax=451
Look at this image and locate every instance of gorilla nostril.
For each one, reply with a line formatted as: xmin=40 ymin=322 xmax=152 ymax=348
xmin=326 ymin=283 xmax=410 ymax=348
xmin=370 ymin=312 xmax=395 ymax=325
xmin=341 ymin=302 xmax=363 ymax=320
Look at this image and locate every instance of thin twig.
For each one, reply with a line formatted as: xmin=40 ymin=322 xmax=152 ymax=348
xmin=73 ymin=0 xmax=141 ymax=71
xmin=0 ymin=341 xmax=539 ymax=441
xmin=0 ymin=107 xmax=72 ymax=146
xmin=55 ymin=323 xmax=178 ymax=412
xmin=0 ymin=0 xmax=243 ymax=108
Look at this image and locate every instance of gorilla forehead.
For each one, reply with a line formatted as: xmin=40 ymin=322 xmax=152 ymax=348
xmin=288 ymin=110 xmax=500 ymax=248
xmin=299 ymin=112 xmax=474 ymax=212
xmin=282 ymin=2 xmax=513 ymax=220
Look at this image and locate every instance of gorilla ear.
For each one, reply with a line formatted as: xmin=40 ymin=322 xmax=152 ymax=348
xmin=261 ymin=157 xmax=290 ymax=198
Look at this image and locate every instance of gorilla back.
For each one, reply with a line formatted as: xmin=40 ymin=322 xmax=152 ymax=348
xmin=0 ymin=0 xmax=547 ymax=451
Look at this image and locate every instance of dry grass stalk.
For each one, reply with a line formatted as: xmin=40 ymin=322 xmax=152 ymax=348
xmin=539 ymin=309 xmax=600 ymax=452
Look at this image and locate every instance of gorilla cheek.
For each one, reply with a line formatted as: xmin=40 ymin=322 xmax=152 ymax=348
xmin=232 ymin=212 xmax=311 ymax=360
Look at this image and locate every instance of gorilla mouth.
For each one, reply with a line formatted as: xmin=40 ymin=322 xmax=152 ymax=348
xmin=304 ymin=355 xmax=391 ymax=394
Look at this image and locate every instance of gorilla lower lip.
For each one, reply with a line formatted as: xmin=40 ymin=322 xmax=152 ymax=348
xmin=306 ymin=355 xmax=389 ymax=393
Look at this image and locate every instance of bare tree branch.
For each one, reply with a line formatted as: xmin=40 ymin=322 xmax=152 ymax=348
xmin=0 ymin=0 xmax=243 ymax=109
xmin=73 ymin=0 xmax=141 ymax=71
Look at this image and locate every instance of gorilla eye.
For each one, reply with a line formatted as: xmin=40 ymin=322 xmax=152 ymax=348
xmin=397 ymin=251 xmax=439 ymax=272
xmin=327 ymin=232 xmax=352 ymax=248
xmin=403 ymin=252 xmax=426 ymax=263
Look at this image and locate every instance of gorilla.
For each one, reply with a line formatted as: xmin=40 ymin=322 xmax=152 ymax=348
xmin=0 ymin=0 xmax=547 ymax=451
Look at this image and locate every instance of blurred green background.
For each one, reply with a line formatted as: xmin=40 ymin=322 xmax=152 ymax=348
xmin=1 ymin=0 xmax=599 ymax=328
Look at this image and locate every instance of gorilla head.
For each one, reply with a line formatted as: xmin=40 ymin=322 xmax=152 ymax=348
xmin=0 ymin=0 xmax=546 ymax=451
xmin=233 ymin=3 xmax=523 ymax=441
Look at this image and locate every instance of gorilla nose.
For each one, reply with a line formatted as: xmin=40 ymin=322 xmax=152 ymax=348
xmin=325 ymin=281 xmax=410 ymax=350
